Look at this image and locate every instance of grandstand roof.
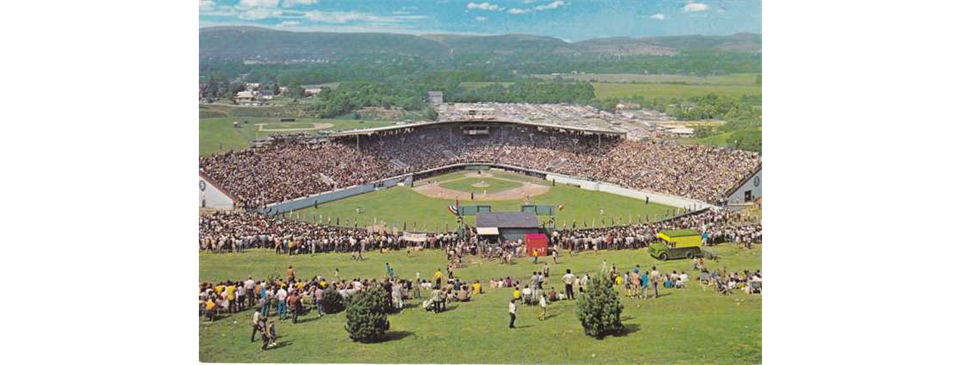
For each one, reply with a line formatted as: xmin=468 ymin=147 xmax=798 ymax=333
xmin=329 ymin=119 xmax=627 ymax=138
xmin=476 ymin=212 xmax=541 ymax=229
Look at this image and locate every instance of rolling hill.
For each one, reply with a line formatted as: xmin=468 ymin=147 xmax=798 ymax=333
xmin=200 ymin=26 xmax=761 ymax=61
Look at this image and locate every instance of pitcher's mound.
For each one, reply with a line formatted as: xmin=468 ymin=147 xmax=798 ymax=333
xmin=471 ymin=181 xmax=491 ymax=188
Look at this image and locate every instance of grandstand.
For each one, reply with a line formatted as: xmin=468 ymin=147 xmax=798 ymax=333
xmin=198 ymin=111 xmax=761 ymax=214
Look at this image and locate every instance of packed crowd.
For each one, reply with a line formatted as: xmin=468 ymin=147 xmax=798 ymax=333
xmin=199 ymin=210 xmax=471 ymax=254
xmin=199 ymin=207 xmax=760 ymax=257
xmin=552 ymin=209 xmax=762 ymax=251
xmin=199 ymin=124 xmax=761 ymax=208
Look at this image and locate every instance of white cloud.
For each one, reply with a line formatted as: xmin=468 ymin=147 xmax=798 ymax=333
xmin=238 ymin=0 xmax=280 ymax=9
xmin=304 ymin=11 xmax=428 ymax=24
xmin=467 ymin=3 xmax=502 ymax=12
xmin=276 ymin=20 xmax=301 ymax=27
xmin=650 ymin=13 xmax=665 ymax=21
xmin=522 ymin=0 xmax=537 ymax=3
xmin=239 ymin=8 xmax=283 ymax=20
xmin=683 ymin=3 xmax=709 ymax=13
xmin=475 ymin=16 xmax=488 ymax=21
xmin=534 ymin=1 xmax=564 ymax=11
xmin=199 ymin=0 xmax=216 ymax=11
xmin=282 ymin=0 xmax=316 ymax=8
xmin=508 ymin=1 xmax=564 ymax=14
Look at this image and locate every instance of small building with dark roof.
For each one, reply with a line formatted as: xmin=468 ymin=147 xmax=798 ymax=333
xmin=475 ymin=212 xmax=542 ymax=241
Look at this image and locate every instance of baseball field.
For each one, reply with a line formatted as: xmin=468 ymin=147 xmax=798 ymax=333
xmin=293 ymin=170 xmax=682 ymax=232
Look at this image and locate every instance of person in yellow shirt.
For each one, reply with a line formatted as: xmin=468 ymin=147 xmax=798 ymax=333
xmin=472 ymin=280 xmax=482 ymax=295
xmin=205 ymin=299 xmax=217 ymax=321
xmin=513 ymin=287 xmax=521 ymax=300
xmin=434 ymin=269 xmax=443 ymax=288
xmin=225 ymin=283 xmax=237 ymax=313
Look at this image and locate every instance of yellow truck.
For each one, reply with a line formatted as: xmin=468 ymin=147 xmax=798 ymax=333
xmin=649 ymin=229 xmax=704 ymax=260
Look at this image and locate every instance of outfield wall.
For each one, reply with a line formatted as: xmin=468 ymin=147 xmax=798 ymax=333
xmin=545 ymin=173 xmax=715 ymax=210
xmin=262 ymin=175 xmax=410 ymax=215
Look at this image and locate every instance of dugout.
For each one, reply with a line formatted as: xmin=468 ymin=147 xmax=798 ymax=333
xmin=475 ymin=212 xmax=543 ymax=242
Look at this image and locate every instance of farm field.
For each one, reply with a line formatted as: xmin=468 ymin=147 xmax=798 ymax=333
xmin=199 ymin=244 xmax=762 ymax=364
xmin=592 ymin=82 xmax=762 ymax=100
xmin=535 ymin=73 xmax=760 ymax=85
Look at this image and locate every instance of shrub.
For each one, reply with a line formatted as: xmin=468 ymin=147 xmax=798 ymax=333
xmin=320 ymin=287 xmax=345 ymax=314
xmin=344 ymin=286 xmax=391 ymax=343
xmin=576 ymin=274 xmax=624 ymax=338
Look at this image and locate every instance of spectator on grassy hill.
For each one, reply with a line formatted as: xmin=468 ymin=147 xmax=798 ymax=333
xmin=563 ymin=269 xmax=576 ymax=300
xmin=508 ymin=299 xmax=517 ymax=329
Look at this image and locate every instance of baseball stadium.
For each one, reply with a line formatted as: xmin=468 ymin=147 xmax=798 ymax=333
xmin=198 ymin=103 xmax=762 ymax=364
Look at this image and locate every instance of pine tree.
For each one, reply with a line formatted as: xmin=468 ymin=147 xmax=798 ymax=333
xmin=320 ymin=287 xmax=345 ymax=314
xmin=576 ymin=274 xmax=624 ymax=338
xmin=344 ymin=286 xmax=391 ymax=343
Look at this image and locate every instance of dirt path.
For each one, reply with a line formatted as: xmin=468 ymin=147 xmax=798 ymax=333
xmin=412 ymin=179 xmax=550 ymax=201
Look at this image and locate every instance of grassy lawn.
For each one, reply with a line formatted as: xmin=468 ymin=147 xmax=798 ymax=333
xmin=592 ymin=82 xmax=761 ymax=100
xmin=439 ymin=177 xmax=523 ymax=194
xmin=199 ymin=117 xmax=397 ymax=156
xmin=294 ymin=184 xmax=678 ymax=232
xmin=199 ymin=244 xmax=761 ymax=364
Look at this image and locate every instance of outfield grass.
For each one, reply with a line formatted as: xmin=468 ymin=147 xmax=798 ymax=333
xmin=199 ymin=244 xmax=761 ymax=364
xmin=439 ymin=177 xmax=523 ymax=194
xmin=199 ymin=117 xmax=397 ymax=156
xmin=592 ymin=82 xmax=762 ymax=100
xmin=294 ymin=184 xmax=678 ymax=232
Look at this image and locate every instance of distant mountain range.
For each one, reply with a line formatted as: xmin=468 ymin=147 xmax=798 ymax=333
xmin=200 ymin=26 xmax=761 ymax=61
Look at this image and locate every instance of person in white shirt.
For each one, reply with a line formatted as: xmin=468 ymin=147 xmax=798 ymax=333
xmin=538 ymin=294 xmax=548 ymax=321
xmin=508 ymin=299 xmax=517 ymax=329
xmin=250 ymin=309 xmax=263 ymax=342
xmin=562 ymin=269 xmax=576 ymax=300
xmin=276 ymin=288 xmax=288 ymax=320
xmin=244 ymin=277 xmax=256 ymax=307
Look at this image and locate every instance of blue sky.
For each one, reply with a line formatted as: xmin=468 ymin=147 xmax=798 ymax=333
xmin=199 ymin=0 xmax=761 ymax=41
